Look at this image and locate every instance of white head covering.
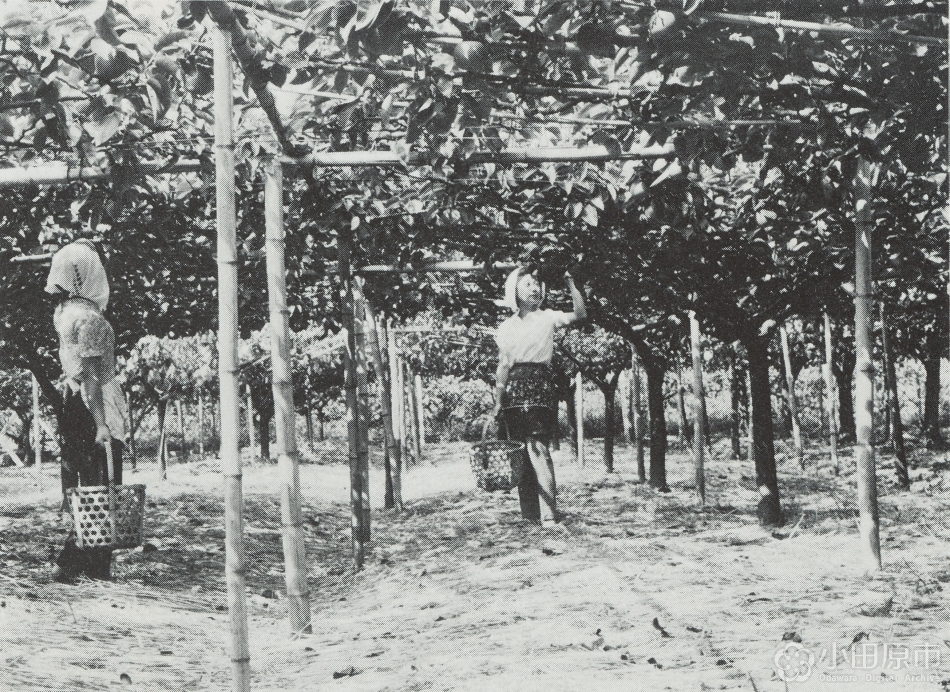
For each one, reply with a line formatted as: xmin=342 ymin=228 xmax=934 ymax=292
xmin=496 ymin=267 xmax=545 ymax=312
xmin=45 ymin=240 xmax=110 ymax=311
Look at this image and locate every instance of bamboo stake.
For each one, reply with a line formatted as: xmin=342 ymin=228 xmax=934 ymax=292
xmin=400 ymin=357 xmax=412 ymax=466
xmin=689 ymin=312 xmax=706 ymax=504
xmin=264 ymin=159 xmax=312 ymax=635
xmin=853 ymin=154 xmax=882 ymax=572
xmin=360 ymin=295 xmax=402 ymax=511
xmin=32 ymin=375 xmax=42 ymax=488
xmin=575 ymin=373 xmax=585 ymax=467
xmin=198 ymin=391 xmax=205 ymax=457
xmin=352 ymin=286 xmax=372 ymax=543
xmin=387 ymin=322 xmax=405 ymax=505
xmin=779 ymin=325 xmax=804 ymax=469
xmin=414 ymin=373 xmax=425 ymax=464
xmin=158 ymin=401 xmax=168 ymax=480
xmin=620 ymin=371 xmax=632 ymax=444
xmin=823 ymin=313 xmax=840 ymax=474
xmin=340 ymin=229 xmax=366 ymax=570
xmin=214 ymin=23 xmax=251 ymax=692
xmin=176 ymin=399 xmax=186 ymax=462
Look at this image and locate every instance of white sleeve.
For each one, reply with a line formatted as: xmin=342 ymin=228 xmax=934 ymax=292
xmin=548 ymin=310 xmax=571 ymax=328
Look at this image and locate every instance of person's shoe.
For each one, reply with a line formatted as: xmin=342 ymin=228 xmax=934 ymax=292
xmin=51 ymin=565 xmax=75 ymax=584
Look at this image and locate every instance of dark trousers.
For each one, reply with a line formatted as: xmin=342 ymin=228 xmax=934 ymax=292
xmin=57 ymin=387 xmax=124 ymax=580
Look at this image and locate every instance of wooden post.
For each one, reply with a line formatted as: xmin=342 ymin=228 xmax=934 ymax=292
xmin=575 ymin=373 xmax=585 ymax=467
xmin=246 ymin=386 xmax=256 ymax=460
xmin=32 ymin=375 xmax=42 ymax=488
xmin=853 ymin=154 xmax=882 ymax=572
xmin=823 ymin=313 xmax=840 ymax=474
xmin=340 ymin=229 xmax=367 ymax=569
xmin=361 ymin=297 xmax=402 ymax=510
xmin=779 ymin=325 xmax=804 ymax=469
xmin=689 ymin=312 xmax=706 ymax=504
xmin=387 ymin=322 xmax=404 ymax=505
xmin=265 ymin=159 xmax=311 ymax=635
xmin=631 ymin=355 xmax=645 ymax=482
xmin=414 ymin=373 xmax=425 ymax=463
xmin=214 ymin=23 xmax=250 ymax=692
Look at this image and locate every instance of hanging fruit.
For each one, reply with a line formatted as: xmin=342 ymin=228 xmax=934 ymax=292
xmin=453 ymin=41 xmax=490 ymax=73
xmin=648 ymin=11 xmax=680 ymax=41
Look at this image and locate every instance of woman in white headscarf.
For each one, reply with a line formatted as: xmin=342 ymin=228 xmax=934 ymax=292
xmin=493 ymin=266 xmax=585 ymax=527
xmin=45 ymin=239 xmax=127 ymax=582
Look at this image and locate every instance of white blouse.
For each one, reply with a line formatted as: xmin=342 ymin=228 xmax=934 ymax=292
xmin=496 ymin=309 xmax=570 ymax=366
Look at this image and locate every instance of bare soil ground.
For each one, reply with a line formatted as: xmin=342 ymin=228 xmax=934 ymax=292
xmin=1 ymin=439 xmax=949 ymax=691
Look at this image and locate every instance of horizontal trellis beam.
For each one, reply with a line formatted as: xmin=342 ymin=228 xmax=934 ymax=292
xmin=357 ymin=261 xmax=518 ymax=274
xmin=0 ymin=144 xmax=675 ymax=188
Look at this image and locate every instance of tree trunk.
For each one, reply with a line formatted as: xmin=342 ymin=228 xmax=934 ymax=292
xmin=317 ymin=408 xmax=326 ymax=442
xmin=922 ymin=354 xmax=943 ymax=446
xmin=745 ymin=335 xmax=782 ymax=527
xmin=631 ymin=357 xmax=646 ymax=482
xmin=246 ymin=386 xmax=256 ymax=460
xmin=729 ymin=357 xmax=743 ymax=460
xmin=834 ymin=348 xmax=856 ymax=441
xmin=158 ymin=399 xmax=168 ymax=480
xmin=881 ymin=305 xmax=909 ymax=490
xmin=566 ymin=387 xmax=578 ymax=459
xmin=601 ymin=382 xmax=617 ymax=473
xmin=640 ymin=355 xmax=668 ymax=492
xmin=779 ymin=325 xmax=804 ymax=469
xmin=259 ymin=408 xmax=273 ymax=461
xmin=620 ymin=371 xmax=632 ymax=444
xmin=306 ymin=408 xmax=314 ymax=449
xmin=823 ymin=313 xmax=840 ymax=474
xmin=690 ymin=312 xmax=706 ymax=504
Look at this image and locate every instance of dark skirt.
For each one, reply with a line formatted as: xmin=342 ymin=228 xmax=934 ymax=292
xmin=501 ymin=363 xmax=557 ymax=442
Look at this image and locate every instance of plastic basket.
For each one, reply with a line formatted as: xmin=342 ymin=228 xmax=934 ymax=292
xmin=470 ymin=440 xmax=525 ymax=492
xmin=67 ymin=484 xmax=146 ymax=549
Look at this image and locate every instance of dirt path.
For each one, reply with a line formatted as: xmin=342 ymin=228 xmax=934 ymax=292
xmin=1 ymin=443 xmax=949 ymax=691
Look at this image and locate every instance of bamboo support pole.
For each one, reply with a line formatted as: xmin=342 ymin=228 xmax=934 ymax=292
xmin=176 ymin=399 xmax=186 ymax=462
xmin=689 ymin=312 xmax=706 ymax=505
xmin=779 ymin=325 xmax=805 ymax=469
xmin=414 ymin=373 xmax=425 ymax=463
xmin=340 ymin=230 xmax=367 ymax=569
xmin=575 ymin=373 xmax=585 ymax=467
xmin=214 ymin=24 xmax=251 ymax=692
xmin=636 ymin=4 xmax=948 ymax=46
xmin=853 ymin=155 xmax=882 ymax=572
xmin=198 ymin=391 xmax=206 ymax=457
xmin=360 ymin=295 xmax=402 ymax=511
xmin=823 ymin=313 xmax=840 ymax=474
xmin=32 ymin=375 xmax=41 ymax=487
xmin=880 ymin=303 xmax=910 ymax=490
xmin=388 ymin=323 xmax=405 ymax=503
xmin=352 ymin=285 xmax=372 ymax=543
xmin=264 ymin=160 xmax=312 ymax=636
